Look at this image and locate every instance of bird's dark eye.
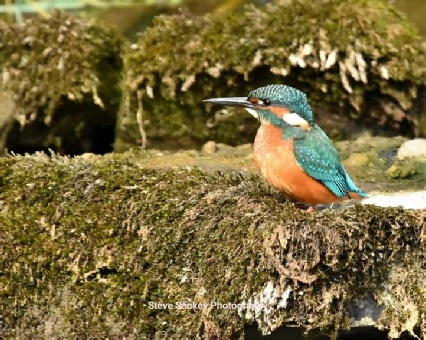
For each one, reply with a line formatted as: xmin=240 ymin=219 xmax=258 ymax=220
xmin=262 ymin=99 xmax=271 ymax=106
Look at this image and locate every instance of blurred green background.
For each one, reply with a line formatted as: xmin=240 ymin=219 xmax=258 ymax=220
xmin=1 ymin=0 xmax=425 ymax=156
xmin=1 ymin=0 xmax=425 ymax=39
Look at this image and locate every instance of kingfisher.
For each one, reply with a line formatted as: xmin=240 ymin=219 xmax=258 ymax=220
xmin=204 ymin=84 xmax=368 ymax=212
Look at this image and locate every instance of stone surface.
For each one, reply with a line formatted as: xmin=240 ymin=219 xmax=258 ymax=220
xmin=362 ymin=191 xmax=426 ymax=210
xmin=202 ymin=140 xmax=217 ymax=154
xmin=343 ymin=152 xmax=371 ymax=167
xmin=0 ymin=152 xmax=424 ymax=339
xmin=385 ymin=164 xmax=417 ymax=179
xmin=397 ymin=138 xmax=426 ymax=159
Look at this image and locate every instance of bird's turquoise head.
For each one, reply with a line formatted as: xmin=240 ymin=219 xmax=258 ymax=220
xmin=204 ymin=84 xmax=314 ymax=129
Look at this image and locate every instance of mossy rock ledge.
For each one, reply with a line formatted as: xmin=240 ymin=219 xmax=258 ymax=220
xmin=118 ymin=0 xmax=426 ymax=152
xmin=0 ymin=11 xmax=123 ymax=156
xmin=0 ymin=153 xmax=425 ymax=339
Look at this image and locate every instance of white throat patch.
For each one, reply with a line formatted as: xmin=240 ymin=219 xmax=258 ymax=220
xmin=245 ymin=108 xmax=259 ymax=119
xmin=282 ymin=112 xmax=309 ymax=127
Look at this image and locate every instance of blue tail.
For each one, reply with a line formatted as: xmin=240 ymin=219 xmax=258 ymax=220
xmin=343 ymin=168 xmax=368 ymax=198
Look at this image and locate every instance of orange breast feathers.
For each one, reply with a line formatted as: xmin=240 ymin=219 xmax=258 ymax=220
xmin=253 ymin=124 xmax=344 ymax=205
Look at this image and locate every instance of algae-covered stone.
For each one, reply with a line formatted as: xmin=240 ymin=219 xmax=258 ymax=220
xmin=385 ymin=164 xmax=417 ymax=179
xmin=118 ymin=0 xmax=426 ymax=151
xmin=0 ymin=152 xmax=425 ymax=339
xmin=343 ymin=152 xmax=372 ymax=167
xmin=333 ymin=135 xmax=426 ymax=191
xmin=0 ymin=11 xmax=123 ymax=155
xmin=335 ymin=134 xmax=408 ymax=160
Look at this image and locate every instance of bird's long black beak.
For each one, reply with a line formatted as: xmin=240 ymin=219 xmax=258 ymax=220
xmin=203 ymin=97 xmax=255 ymax=109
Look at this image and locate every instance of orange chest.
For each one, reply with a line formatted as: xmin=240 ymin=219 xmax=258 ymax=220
xmin=253 ymin=124 xmax=298 ymax=188
xmin=253 ymin=124 xmax=295 ymax=170
xmin=252 ymin=124 xmax=340 ymax=205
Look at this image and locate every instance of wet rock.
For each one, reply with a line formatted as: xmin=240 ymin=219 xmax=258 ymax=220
xmin=362 ymin=190 xmax=426 ymax=209
xmin=336 ymin=135 xmax=407 ymax=160
xmin=202 ymin=140 xmax=217 ymax=154
xmin=397 ymin=138 xmax=426 ymax=159
xmin=385 ymin=164 xmax=417 ymax=179
xmin=343 ymin=152 xmax=372 ymax=167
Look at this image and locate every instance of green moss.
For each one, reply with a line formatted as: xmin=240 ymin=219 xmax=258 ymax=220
xmin=118 ymin=0 xmax=426 ymax=151
xmin=0 ymin=152 xmax=425 ymax=338
xmin=0 ymin=91 xmax=15 ymax=156
xmin=343 ymin=152 xmax=373 ymax=167
xmin=0 ymin=11 xmax=123 ymax=120
xmin=385 ymin=164 xmax=417 ymax=179
xmin=0 ymin=11 xmax=123 ymax=154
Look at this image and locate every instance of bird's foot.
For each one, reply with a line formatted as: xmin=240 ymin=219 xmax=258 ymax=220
xmin=293 ymin=202 xmax=306 ymax=210
xmin=292 ymin=202 xmax=316 ymax=213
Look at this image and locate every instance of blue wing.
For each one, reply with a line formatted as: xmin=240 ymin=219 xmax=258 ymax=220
xmin=290 ymin=124 xmax=367 ymax=198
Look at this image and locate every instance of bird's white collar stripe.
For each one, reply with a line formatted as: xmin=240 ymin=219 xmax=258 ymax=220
xmin=282 ymin=112 xmax=309 ymax=126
